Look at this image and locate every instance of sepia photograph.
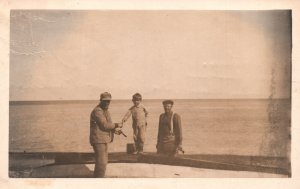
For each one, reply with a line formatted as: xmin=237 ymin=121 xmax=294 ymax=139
xmin=8 ymin=9 xmax=292 ymax=178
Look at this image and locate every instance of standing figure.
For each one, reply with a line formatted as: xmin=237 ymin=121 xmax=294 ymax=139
xmin=90 ymin=92 xmax=122 ymax=177
xmin=156 ymin=100 xmax=183 ymax=156
xmin=122 ymin=93 xmax=148 ymax=154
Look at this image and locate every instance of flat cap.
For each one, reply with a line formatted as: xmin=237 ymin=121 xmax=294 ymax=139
xmin=100 ymin=92 xmax=112 ymax=101
xmin=162 ymin=100 xmax=174 ymax=105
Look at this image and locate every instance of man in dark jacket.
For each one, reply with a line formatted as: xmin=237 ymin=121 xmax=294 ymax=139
xmin=90 ymin=92 xmax=122 ymax=177
xmin=156 ymin=100 xmax=183 ymax=156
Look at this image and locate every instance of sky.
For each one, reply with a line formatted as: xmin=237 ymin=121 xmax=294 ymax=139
xmin=10 ymin=10 xmax=291 ymax=100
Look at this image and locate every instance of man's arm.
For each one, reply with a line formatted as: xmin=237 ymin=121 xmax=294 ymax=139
xmin=157 ymin=114 xmax=163 ymax=147
xmin=93 ymin=109 xmax=117 ymax=130
xmin=174 ymin=114 xmax=182 ymax=147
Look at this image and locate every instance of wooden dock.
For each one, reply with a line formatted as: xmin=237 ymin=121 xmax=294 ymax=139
xmin=9 ymin=152 xmax=291 ymax=177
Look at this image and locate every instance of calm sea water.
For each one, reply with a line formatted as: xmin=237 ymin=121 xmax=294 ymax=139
xmin=9 ymin=99 xmax=290 ymax=157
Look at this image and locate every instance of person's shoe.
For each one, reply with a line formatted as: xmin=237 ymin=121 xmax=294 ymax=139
xmin=132 ymin=151 xmax=138 ymax=155
xmin=138 ymin=151 xmax=144 ymax=155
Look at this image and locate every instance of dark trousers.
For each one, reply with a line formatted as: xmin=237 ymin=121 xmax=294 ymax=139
xmin=157 ymin=141 xmax=177 ymax=156
xmin=92 ymin=143 xmax=108 ymax=178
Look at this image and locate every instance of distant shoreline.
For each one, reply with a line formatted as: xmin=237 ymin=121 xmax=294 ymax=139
xmin=9 ymin=98 xmax=289 ymax=105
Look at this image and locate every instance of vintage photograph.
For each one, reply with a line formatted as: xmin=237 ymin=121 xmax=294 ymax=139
xmin=9 ymin=10 xmax=291 ymax=178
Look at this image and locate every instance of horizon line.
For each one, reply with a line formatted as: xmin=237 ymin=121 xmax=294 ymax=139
xmin=9 ymin=97 xmax=290 ymax=102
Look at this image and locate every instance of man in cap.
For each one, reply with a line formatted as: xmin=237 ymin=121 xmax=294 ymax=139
xmin=156 ymin=100 xmax=183 ymax=156
xmin=90 ymin=92 xmax=122 ymax=177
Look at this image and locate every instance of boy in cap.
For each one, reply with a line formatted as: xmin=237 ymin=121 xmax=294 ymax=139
xmin=90 ymin=92 xmax=122 ymax=177
xmin=122 ymin=93 xmax=148 ymax=154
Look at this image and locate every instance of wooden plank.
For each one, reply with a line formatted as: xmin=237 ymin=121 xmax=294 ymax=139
xmin=9 ymin=152 xmax=290 ymax=176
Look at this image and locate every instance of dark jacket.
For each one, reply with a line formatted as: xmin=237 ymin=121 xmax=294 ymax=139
xmin=90 ymin=105 xmax=116 ymax=145
xmin=157 ymin=112 xmax=182 ymax=146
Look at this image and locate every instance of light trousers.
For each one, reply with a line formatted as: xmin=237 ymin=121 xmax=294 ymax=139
xmin=133 ymin=124 xmax=146 ymax=152
xmin=92 ymin=143 xmax=108 ymax=178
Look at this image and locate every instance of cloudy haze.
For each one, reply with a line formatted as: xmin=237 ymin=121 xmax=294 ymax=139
xmin=10 ymin=10 xmax=291 ymax=100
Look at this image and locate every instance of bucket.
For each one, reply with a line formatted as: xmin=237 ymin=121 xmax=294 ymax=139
xmin=126 ymin=143 xmax=136 ymax=154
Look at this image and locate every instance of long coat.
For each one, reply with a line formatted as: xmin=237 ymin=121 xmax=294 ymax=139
xmin=90 ymin=105 xmax=116 ymax=145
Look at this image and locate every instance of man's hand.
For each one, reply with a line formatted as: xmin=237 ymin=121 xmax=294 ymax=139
xmin=115 ymin=123 xmax=123 ymax=128
xmin=114 ymin=127 xmax=122 ymax=135
xmin=114 ymin=127 xmax=127 ymax=137
xmin=176 ymin=145 xmax=184 ymax=154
